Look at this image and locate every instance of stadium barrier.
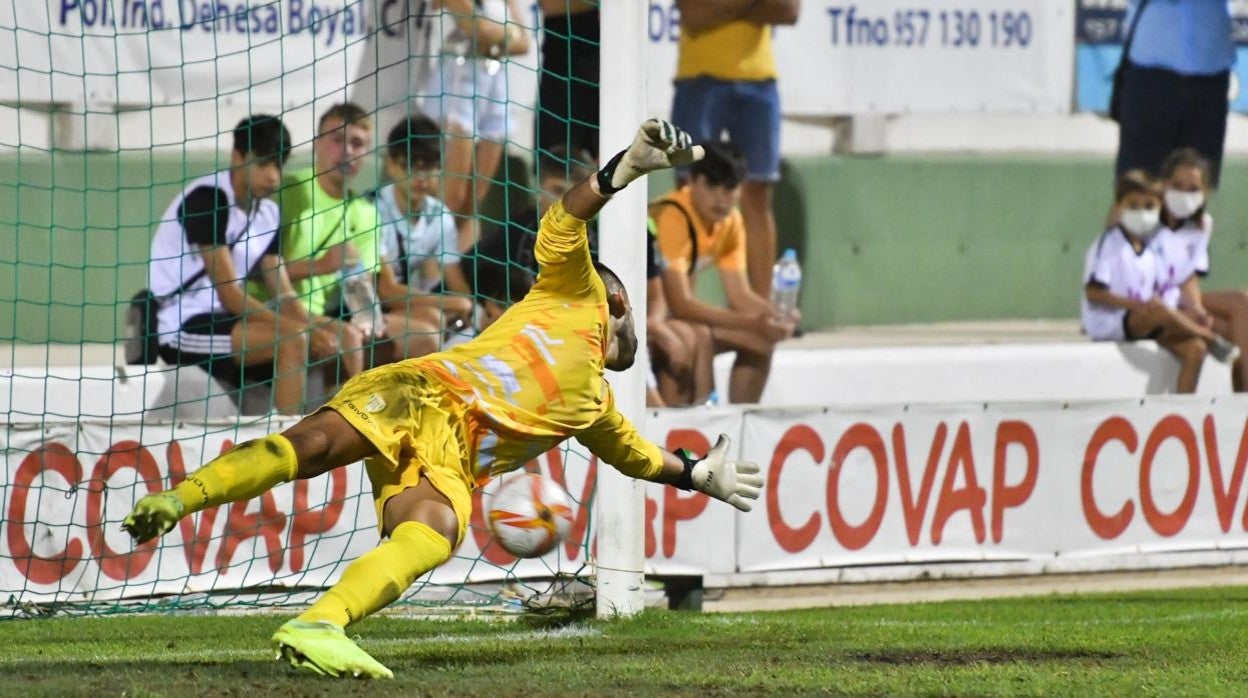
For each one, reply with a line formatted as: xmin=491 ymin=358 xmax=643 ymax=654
xmin=6 ymin=395 xmax=1248 ymax=606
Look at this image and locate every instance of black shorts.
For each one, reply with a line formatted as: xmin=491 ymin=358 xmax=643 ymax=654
xmin=1115 ymin=63 xmax=1229 ymax=187
xmin=158 ymin=312 xmax=274 ymax=387
xmin=1121 ymin=310 xmax=1164 ymax=342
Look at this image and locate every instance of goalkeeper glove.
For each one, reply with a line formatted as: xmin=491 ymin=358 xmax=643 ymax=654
xmin=596 ymin=119 xmax=705 ymax=196
xmin=674 ymin=435 xmax=763 ymax=512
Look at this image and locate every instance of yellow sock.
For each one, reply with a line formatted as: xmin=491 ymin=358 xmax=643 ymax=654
xmin=299 ymin=521 xmax=452 ymax=628
xmin=171 ymin=434 xmax=298 ymax=514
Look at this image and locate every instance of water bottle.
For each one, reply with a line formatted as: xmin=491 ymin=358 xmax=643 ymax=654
xmin=340 ymin=258 xmax=385 ymax=338
xmin=770 ymin=248 xmax=802 ymax=320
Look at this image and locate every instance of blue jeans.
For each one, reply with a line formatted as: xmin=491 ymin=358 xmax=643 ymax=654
xmin=671 ymin=77 xmax=781 ymax=182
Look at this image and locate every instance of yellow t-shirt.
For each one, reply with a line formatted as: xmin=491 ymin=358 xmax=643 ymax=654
xmin=410 ymin=202 xmax=664 ymax=485
xmin=650 ymin=187 xmax=748 ymax=276
xmin=676 ymin=20 xmax=776 ymax=81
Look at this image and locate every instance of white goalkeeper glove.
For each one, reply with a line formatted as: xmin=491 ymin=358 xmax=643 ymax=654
xmin=596 ymin=119 xmax=705 ymax=196
xmin=674 ymin=435 xmax=763 ymax=512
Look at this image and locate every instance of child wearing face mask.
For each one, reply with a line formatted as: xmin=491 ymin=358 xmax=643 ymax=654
xmin=1082 ymin=170 xmax=1236 ymax=393
xmin=1155 ymin=147 xmax=1248 ymax=391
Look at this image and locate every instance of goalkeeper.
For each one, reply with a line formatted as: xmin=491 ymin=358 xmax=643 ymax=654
xmin=122 ymin=120 xmax=763 ymax=680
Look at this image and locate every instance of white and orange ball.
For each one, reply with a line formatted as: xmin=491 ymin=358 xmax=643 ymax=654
xmin=487 ymin=474 xmax=575 ymax=558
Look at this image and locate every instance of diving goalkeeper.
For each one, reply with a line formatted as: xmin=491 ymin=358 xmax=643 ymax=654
xmin=122 ymin=120 xmax=763 ymax=680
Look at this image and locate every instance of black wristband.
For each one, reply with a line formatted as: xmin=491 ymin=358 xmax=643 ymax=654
xmin=596 ymin=149 xmax=628 ymax=196
xmin=673 ymin=448 xmax=699 ymax=491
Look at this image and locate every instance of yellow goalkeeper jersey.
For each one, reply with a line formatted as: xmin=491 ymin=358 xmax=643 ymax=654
xmin=411 ymin=202 xmax=663 ymax=485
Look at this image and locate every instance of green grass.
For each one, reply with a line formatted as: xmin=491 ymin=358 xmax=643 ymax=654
xmin=5 ymin=586 xmax=1248 ymax=696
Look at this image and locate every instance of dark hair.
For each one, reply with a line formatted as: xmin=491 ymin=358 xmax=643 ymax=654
xmin=386 ymin=113 xmax=442 ymax=167
xmin=1114 ymin=169 xmax=1160 ymax=204
xmin=232 ymin=114 xmax=291 ymax=165
xmin=1159 ymin=147 xmax=1211 ymax=186
xmin=690 ymin=141 xmax=747 ymax=188
xmin=538 ymin=144 xmax=595 ymax=184
xmin=318 ymin=102 xmax=372 ymax=133
xmin=593 ymin=261 xmax=626 ymax=295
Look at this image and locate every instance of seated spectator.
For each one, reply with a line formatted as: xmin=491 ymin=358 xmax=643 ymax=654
xmin=252 ymin=103 xmax=379 ymax=381
xmin=1156 ymin=147 xmax=1248 ymax=391
xmin=371 ymin=114 xmax=476 ymax=359
xmin=149 ymin=115 xmax=324 ymax=415
xmin=645 ymin=219 xmax=714 ymax=406
xmin=651 ymin=142 xmax=793 ymax=404
xmin=1082 ymin=170 xmax=1235 ymax=394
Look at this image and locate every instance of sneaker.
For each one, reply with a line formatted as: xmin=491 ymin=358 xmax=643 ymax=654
xmin=1209 ymin=336 xmax=1241 ymax=365
xmin=272 ymin=619 xmax=394 ymax=679
xmin=121 ymin=493 xmax=185 ymax=544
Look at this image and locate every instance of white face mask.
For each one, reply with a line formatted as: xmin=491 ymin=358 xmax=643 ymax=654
xmin=1164 ymin=189 xmax=1205 ymax=220
xmin=1120 ymin=207 xmax=1161 ymax=238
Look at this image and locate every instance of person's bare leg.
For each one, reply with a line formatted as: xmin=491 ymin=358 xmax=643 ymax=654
xmin=383 ymin=310 xmax=440 ymax=359
xmin=1202 ymin=289 xmax=1248 ymax=391
xmin=1129 ymin=307 xmax=1209 ymax=394
xmin=232 ymin=315 xmax=308 ymax=415
xmin=441 ymin=126 xmax=477 ymax=243
xmin=1158 ymin=336 xmax=1208 ymax=393
xmin=713 ymin=328 xmax=773 ymax=404
xmin=688 ymin=321 xmax=715 ymax=402
xmin=739 ymin=181 xmax=778 ymax=296
xmin=472 ymin=138 xmax=505 ymax=216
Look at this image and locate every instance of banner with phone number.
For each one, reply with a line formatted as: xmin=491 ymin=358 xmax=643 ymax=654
xmin=645 ymin=0 xmax=1074 ymax=115
xmin=1075 ymin=0 xmax=1248 ymax=113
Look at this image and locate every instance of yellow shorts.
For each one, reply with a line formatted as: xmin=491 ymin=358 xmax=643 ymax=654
xmin=320 ymin=364 xmax=473 ymax=547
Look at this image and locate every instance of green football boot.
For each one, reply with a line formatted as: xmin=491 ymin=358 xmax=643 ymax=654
xmin=272 ymin=619 xmax=394 ymax=680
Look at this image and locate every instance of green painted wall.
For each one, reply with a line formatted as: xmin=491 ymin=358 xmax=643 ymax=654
xmin=5 ymin=152 xmax=1248 ymax=343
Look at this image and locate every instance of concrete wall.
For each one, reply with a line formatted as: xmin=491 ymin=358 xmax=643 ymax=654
xmin=6 ymin=151 xmax=1248 ymax=342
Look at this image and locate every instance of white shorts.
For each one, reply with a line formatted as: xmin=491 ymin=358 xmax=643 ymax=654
xmin=421 ymin=56 xmax=509 ymax=141
xmin=1083 ymin=309 xmax=1128 ymax=342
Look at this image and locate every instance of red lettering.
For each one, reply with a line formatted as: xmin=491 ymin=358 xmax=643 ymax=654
xmin=288 ymin=468 xmax=348 ymax=573
xmin=85 ymin=441 xmax=160 ymax=580
xmin=662 ymin=430 xmax=712 ymax=558
xmin=767 ymin=425 xmax=823 ymax=553
xmin=931 ymin=422 xmax=986 ymax=544
xmin=1202 ymin=416 xmax=1248 ymax=533
xmin=544 ymin=449 xmax=596 ymax=560
xmin=892 ymin=422 xmax=946 ymax=546
xmin=6 ymin=443 xmax=85 ymax=584
xmin=215 ymin=492 xmax=286 ymax=573
xmin=168 ymin=440 xmax=223 ymax=575
xmin=1081 ymin=417 xmax=1137 ymax=540
xmin=1139 ymin=415 xmax=1199 ymax=537
xmin=991 ymin=421 xmax=1039 ymax=543
xmin=827 ymin=424 xmax=888 ymax=550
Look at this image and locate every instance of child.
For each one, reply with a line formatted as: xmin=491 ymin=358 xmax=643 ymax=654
xmin=1157 ymin=147 xmax=1248 ymax=391
xmin=1081 ymin=170 xmax=1235 ymax=393
xmin=372 ymin=114 xmax=476 ymax=360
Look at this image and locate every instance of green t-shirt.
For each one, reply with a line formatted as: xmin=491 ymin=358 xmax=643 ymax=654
xmin=250 ymin=167 xmax=382 ymax=316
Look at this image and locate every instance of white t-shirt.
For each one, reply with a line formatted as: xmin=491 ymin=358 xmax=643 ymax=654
xmin=148 ymin=171 xmax=280 ymax=350
xmin=374 ymin=184 xmax=460 ymax=291
xmin=1149 ymin=227 xmax=1198 ymax=308
xmin=1169 ymin=213 xmax=1213 ymax=277
xmin=1081 ymin=227 xmax=1160 ymax=341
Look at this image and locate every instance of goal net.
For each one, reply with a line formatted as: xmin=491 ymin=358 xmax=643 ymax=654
xmin=0 ymin=0 xmax=637 ymax=619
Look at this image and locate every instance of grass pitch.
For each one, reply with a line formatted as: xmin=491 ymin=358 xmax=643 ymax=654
xmin=4 ymin=586 xmax=1248 ymax=696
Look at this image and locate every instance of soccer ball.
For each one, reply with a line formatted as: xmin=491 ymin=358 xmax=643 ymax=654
xmin=487 ymin=473 xmax=575 ymax=558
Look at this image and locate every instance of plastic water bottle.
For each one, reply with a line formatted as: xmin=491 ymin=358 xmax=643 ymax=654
xmin=340 ymin=258 xmax=385 ymax=338
xmin=770 ymin=248 xmax=802 ymax=320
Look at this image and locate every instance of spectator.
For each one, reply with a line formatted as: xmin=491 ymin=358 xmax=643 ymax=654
xmin=652 ymin=142 xmax=793 ymax=404
xmin=424 ymin=0 xmax=530 ymax=255
xmin=372 ymin=114 xmax=476 ymax=359
xmin=468 ymin=144 xmax=595 ymax=285
xmin=1114 ymin=0 xmax=1233 ymax=187
xmin=254 ymin=103 xmax=378 ymax=381
xmin=536 ymin=0 xmax=599 ymax=158
xmin=1082 ymin=170 xmax=1234 ymax=394
xmin=672 ymin=0 xmax=800 ymax=295
xmin=149 ymin=115 xmax=321 ymax=415
xmin=1155 ymin=147 xmax=1248 ymax=391
xmin=645 ymin=219 xmax=714 ymax=407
